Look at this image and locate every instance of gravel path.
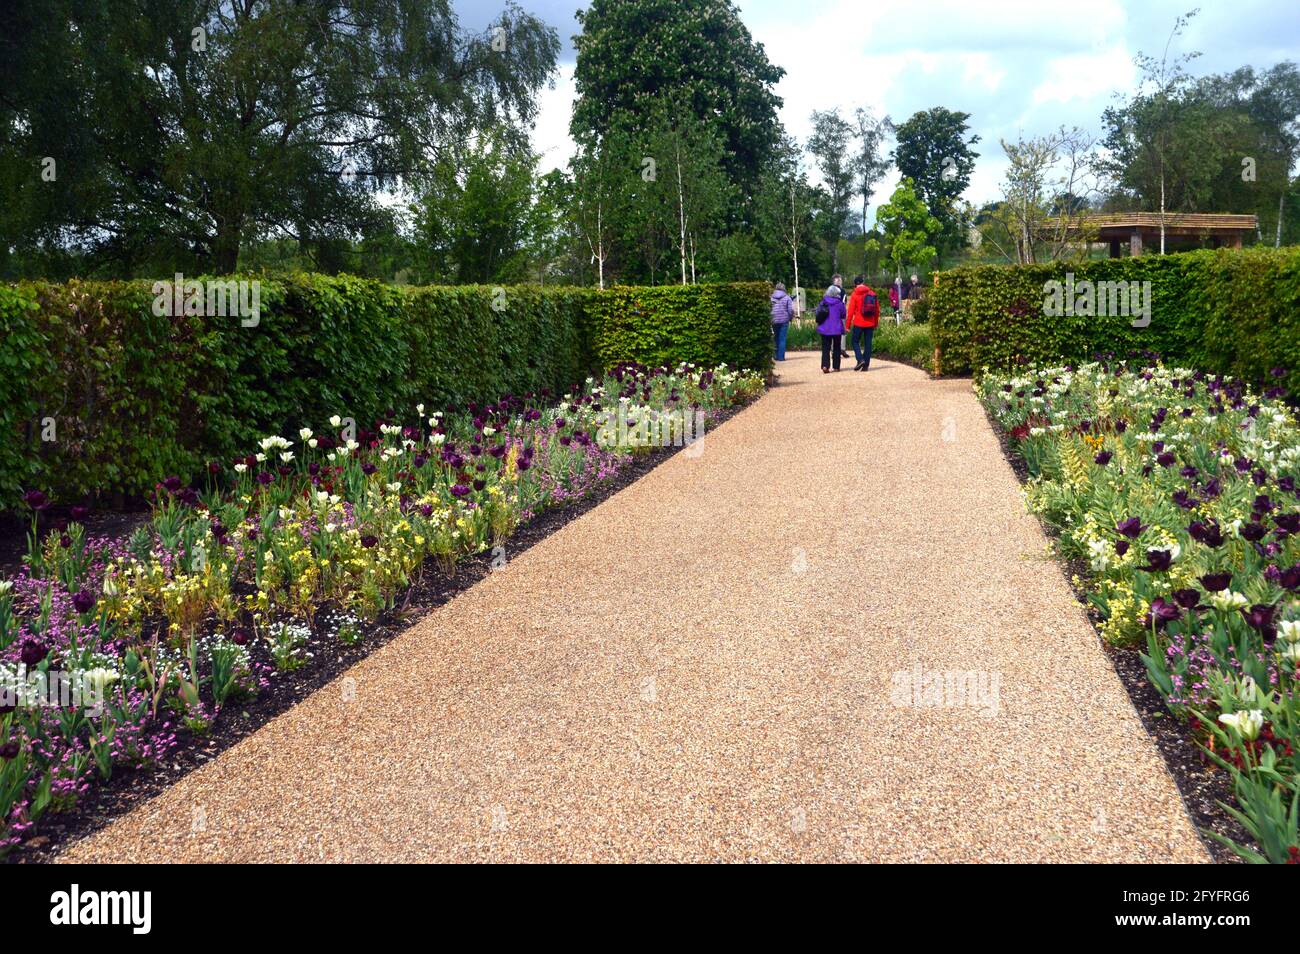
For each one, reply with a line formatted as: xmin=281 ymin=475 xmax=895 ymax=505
xmin=60 ymin=353 xmax=1209 ymax=862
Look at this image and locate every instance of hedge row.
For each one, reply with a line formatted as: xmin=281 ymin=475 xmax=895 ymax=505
xmin=3 ymin=275 xmax=771 ymax=511
xmin=930 ymin=247 xmax=1300 ymax=390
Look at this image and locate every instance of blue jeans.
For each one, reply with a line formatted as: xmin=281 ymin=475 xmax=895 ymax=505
xmin=851 ymin=326 xmax=875 ymax=367
xmin=773 ymin=322 xmax=789 ymax=361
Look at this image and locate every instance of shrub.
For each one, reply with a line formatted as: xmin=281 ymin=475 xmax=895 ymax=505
xmin=930 ymin=247 xmax=1300 ymax=393
xmin=4 ymin=276 xmax=770 ymax=511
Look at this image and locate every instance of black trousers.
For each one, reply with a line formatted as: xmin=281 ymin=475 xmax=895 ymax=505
xmin=820 ymin=333 xmax=842 ymax=370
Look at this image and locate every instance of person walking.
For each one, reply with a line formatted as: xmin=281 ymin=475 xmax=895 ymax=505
xmin=843 ymin=275 xmax=880 ymax=371
xmin=814 ymin=283 xmax=847 ymax=373
xmin=770 ymin=282 xmax=794 ymax=361
xmin=829 ymin=274 xmax=849 ymax=356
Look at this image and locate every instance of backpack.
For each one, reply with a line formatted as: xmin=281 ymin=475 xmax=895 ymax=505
xmin=861 ymin=292 xmax=878 ymax=320
xmin=814 ymin=299 xmax=830 ymax=322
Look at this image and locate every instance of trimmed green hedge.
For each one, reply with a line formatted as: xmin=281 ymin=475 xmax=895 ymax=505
xmin=3 ymin=276 xmax=769 ymax=510
xmin=930 ymin=247 xmax=1300 ymax=390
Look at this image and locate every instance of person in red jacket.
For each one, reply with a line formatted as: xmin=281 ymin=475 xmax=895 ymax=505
xmin=843 ymin=276 xmax=880 ymax=371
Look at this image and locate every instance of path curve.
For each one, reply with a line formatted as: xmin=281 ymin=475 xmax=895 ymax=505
xmin=61 ymin=353 xmax=1208 ymax=862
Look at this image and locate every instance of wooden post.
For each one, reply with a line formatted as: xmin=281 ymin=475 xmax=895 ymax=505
xmin=1109 ymin=238 xmax=1121 ymax=259
xmin=1130 ymin=231 xmax=1143 ymax=256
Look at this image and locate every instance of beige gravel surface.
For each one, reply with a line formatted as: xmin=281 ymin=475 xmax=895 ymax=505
xmin=61 ymin=352 xmax=1209 ymax=863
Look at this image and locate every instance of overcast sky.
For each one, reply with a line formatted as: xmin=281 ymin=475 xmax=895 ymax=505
xmin=457 ymin=0 xmax=1300 ymax=219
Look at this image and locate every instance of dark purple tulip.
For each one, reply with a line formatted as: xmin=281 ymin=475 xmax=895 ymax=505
xmin=516 ymin=459 xmax=531 ymax=472
xmin=71 ymin=591 xmax=95 ymax=614
xmin=22 ymin=490 xmax=49 ymax=511
xmin=1115 ymin=540 xmax=1130 ymax=556
xmin=178 ymin=488 xmax=199 ymax=506
xmin=1156 ymin=452 xmax=1175 ymax=468
xmin=1241 ymin=604 xmax=1277 ymax=642
xmin=555 ymin=418 xmax=566 ymax=429
xmin=1117 ymin=517 xmax=1145 ymax=539
xmin=1282 ymin=564 xmax=1300 ymax=590
xmin=1202 ymin=478 xmax=1222 ymax=499
xmin=1241 ymin=522 xmax=1268 ymax=543
xmin=1094 ymin=451 xmax=1113 ymax=465
xmin=256 ymin=471 xmax=274 ymax=485
xmin=1172 ymin=589 xmax=1202 ymax=610
xmin=1200 ymin=572 xmax=1232 ymax=592
xmin=1114 ymin=420 xmax=1128 ymax=434
xmin=360 ymin=534 xmax=378 ymax=548
xmin=70 ymin=505 xmax=90 ymax=521
xmin=559 ymin=435 xmax=572 ymax=447
xmin=1275 ymin=513 xmax=1300 ymax=535
xmin=19 ymin=639 xmax=47 ymax=666
xmin=1253 ymin=495 xmax=1274 ymax=514
xmin=1188 ymin=520 xmax=1224 ymax=548
xmin=1172 ymin=489 xmax=1198 ymax=510
xmin=450 ymin=484 xmax=470 ymax=498
xmin=0 ymin=741 xmax=18 ymax=760
xmin=361 ymin=463 xmax=378 ymax=476
xmin=231 ymin=628 xmax=250 ymax=646
xmin=1145 ymin=597 xmax=1182 ymax=629
xmin=59 ymin=534 xmax=72 ymax=548
xmin=413 ymin=455 xmax=427 ymax=469
xmin=162 ymin=475 xmax=182 ymax=492
xmin=1142 ymin=548 xmax=1175 ymax=572
xmin=419 ymin=504 xmax=434 ymax=518
xmin=472 ymin=479 xmax=486 ymax=492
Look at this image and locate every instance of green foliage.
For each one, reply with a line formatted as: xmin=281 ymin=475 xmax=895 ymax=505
xmin=867 ymin=178 xmax=941 ymax=278
xmin=0 ymin=0 xmax=559 ymax=276
xmin=929 ymin=247 xmax=1300 ymax=390
xmin=571 ymin=0 xmax=784 ymax=193
xmin=584 ymin=282 xmax=772 ymax=373
xmin=2 ymin=276 xmax=770 ymax=510
xmin=892 ymin=107 xmax=981 ymax=251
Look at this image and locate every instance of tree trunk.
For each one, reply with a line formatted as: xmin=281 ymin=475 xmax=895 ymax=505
xmin=1159 ymin=171 xmax=1167 ymax=255
xmin=1277 ymin=190 xmax=1285 ymax=248
xmin=212 ymin=215 xmax=243 ymax=273
xmin=677 ymin=142 xmax=688 ymax=286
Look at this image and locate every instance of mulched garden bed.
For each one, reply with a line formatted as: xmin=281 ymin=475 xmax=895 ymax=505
xmin=7 ymin=398 xmax=756 ymax=864
xmin=981 ymin=400 xmax=1250 ymax=864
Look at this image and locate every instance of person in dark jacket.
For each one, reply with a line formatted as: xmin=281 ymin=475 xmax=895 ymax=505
xmin=770 ymin=282 xmax=794 ymax=361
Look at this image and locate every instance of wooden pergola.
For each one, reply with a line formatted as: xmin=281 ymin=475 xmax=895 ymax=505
xmin=1049 ymin=212 xmax=1259 ymax=257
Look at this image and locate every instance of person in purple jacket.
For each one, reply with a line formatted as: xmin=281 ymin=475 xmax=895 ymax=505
xmin=770 ymin=282 xmax=794 ymax=361
xmin=815 ymin=283 xmax=847 ymax=372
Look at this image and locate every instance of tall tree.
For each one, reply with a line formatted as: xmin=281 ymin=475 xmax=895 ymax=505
xmin=866 ymin=178 xmax=941 ymax=284
xmin=0 ymin=0 xmax=559 ymax=276
xmin=754 ymin=136 xmax=817 ymax=310
xmin=807 ymin=109 xmax=856 ymax=273
xmin=852 ymin=108 xmax=892 ymax=236
xmin=570 ymin=0 xmax=784 ymax=195
xmin=892 ymin=107 xmax=980 ymax=253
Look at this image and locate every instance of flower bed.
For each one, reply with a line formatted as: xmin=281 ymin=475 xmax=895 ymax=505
xmin=978 ymin=360 xmax=1299 ymax=863
xmin=1 ymin=362 xmax=763 ymax=857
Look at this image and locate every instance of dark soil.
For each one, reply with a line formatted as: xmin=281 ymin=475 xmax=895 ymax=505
xmin=981 ymin=400 xmax=1250 ymax=864
xmin=9 ymin=399 xmax=755 ymax=864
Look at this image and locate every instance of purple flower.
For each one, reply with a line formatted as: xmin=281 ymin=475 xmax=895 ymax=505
xmin=1145 ymin=597 xmax=1182 ymax=629
xmin=1116 ymin=517 xmax=1145 ymax=539
xmin=1155 ymin=452 xmax=1175 ymax=468
xmin=450 ymin=484 xmax=470 ymax=498
xmin=1094 ymin=451 xmax=1113 ymax=465
xmin=1240 ymin=604 xmax=1277 ymax=643
xmin=231 ymin=628 xmax=250 ymax=646
xmin=1115 ymin=540 xmax=1130 ymax=556
xmin=1172 ymin=589 xmax=1202 ymax=610
xmin=1281 ymin=564 xmax=1300 ymax=591
xmin=361 ymin=463 xmax=378 ymax=476
xmin=0 ymin=740 xmax=19 ymax=760
xmin=71 ymin=591 xmax=95 ymax=615
xmin=70 ymin=505 xmax=90 ymax=521
xmin=256 ymin=471 xmax=274 ymax=485
xmin=360 ymin=534 xmax=378 ymax=548
xmin=1199 ymin=572 xmax=1232 ymax=592
xmin=22 ymin=490 xmax=49 ymax=511
xmin=162 ymin=475 xmax=182 ymax=492
xmin=1187 ymin=520 xmax=1224 ymax=548
xmin=472 ymin=479 xmax=486 ymax=492
xmin=1141 ymin=548 xmax=1175 ymax=572
xmin=1241 ymin=521 xmax=1268 ymax=543
xmin=19 ymin=639 xmax=47 ymax=666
